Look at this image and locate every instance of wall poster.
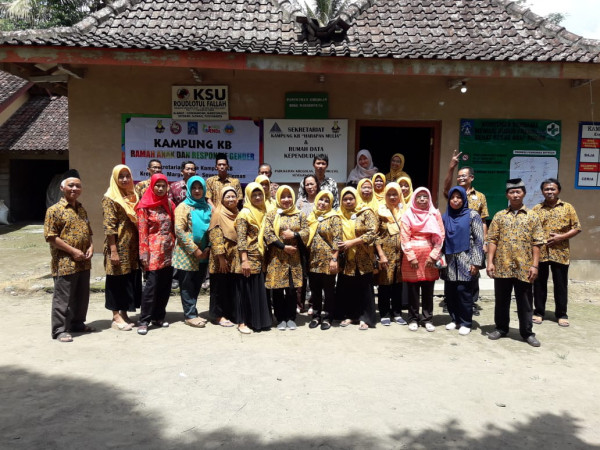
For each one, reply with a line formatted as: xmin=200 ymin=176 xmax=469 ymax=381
xmin=459 ymin=119 xmax=561 ymax=217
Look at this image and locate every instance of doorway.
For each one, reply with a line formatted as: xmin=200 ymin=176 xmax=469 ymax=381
xmin=10 ymin=159 xmax=69 ymax=221
xmin=356 ymin=121 xmax=441 ymax=201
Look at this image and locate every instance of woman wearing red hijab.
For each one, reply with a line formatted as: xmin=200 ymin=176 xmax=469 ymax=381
xmin=400 ymin=187 xmax=445 ymax=332
xmin=135 ymin=174 xmax=176 ymax=335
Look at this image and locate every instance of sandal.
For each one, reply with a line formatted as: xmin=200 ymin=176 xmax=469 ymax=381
xmin=309 ymin=318 xmax=320 ymax=329
xmin=56 ymin=332 xmax=73 ymax=343
xmin=359 ymin=322 xmax=369 ymax=331
xmin=532 ymin=315 xmax=543 ymax=324
xmin=185 ymin=318 xmax=206 ymax=328
xmin=340 ymin=319 xmax=353 ymax=327
xmin=218 ymin=319 xmax=234 ymax=327
xmin=320 ymin=320 xmax=331 ymax=330
xmin=111 ymin=321 xmax=133 ymax=331
xmin=558 ymin=318 xmax=570 ymax=327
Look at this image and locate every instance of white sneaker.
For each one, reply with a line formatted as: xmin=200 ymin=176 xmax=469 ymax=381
xmin=458 ymin=326 xmax=471 ymax=336
xmin=277 ymin=321 xmax=286 ymax=331
xmin=425 ymin=323 xmax=435 ymax=332
xmin=408 ymin=322 xmax=418 ymax=332
xmin=445 ymin=322 xmax=457 ymax=330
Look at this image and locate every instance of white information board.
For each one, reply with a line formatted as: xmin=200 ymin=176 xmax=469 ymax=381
xmin=263 ymin=119 xmax=348 ymax=183
xmin=509 ymin=156 xmax=558 ymax=208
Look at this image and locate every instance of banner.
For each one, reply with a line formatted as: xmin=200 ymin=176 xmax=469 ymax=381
xmin=459 ymin=119 xmax=561 ymax=216
xmin=575 ymin=122 xmax=600 ymax=189
xmin=122 ymin=115 xmax=260 ymax=183
xmin=263 ymin=119 xmax=348 ymax=183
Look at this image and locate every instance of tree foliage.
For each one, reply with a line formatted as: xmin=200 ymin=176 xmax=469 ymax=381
xmin=301 ymin=0 xmax=349 ymax=26
xmin=0 ymin=0 xmax=109 ymax=30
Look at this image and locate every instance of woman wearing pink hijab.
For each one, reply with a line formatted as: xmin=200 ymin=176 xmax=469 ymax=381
xmin=400 ymin=187 xmax=445 ymax=332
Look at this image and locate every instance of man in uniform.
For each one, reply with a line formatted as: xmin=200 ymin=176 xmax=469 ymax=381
xmin=44 ymin=169 xmax=95 ymax=342
xmin=170 ymin=160 xmax=197 ymax=205
xmin=206 ymin=153 xmax=243 ymax=208
xmin=486 ymin=178 xmax=544 ymax=347
xmin=532 ymin=178 xmax=581 ymax=327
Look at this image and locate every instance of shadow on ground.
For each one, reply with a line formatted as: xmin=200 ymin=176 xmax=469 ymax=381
xmin=0 ymin=366 xmax=596 ymax=449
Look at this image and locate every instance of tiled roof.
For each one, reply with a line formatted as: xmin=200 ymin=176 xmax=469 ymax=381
xmin=0 ymin=96 xmax=68 ymax=152
xmin=0 ymin=71 xmax=29 ymax=105
xmin=0 ymin=0 xmax=599 ymax=63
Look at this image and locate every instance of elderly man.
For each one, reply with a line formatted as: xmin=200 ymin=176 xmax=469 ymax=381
xmin=486 ymin=178 xmax=544 ymax=347
xmin=44 ymin=169 xmax=95 ymax=342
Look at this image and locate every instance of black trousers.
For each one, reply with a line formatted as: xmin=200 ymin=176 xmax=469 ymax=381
xmin=445 ymin=281 xmax=473 ymax=328
xmin=308 ymin=272 xmax=336 ymax=318
xmin=406 ymin=280 xmax=434 ymax=325
xmin=139 ymin=266 xmax=173 ymax=325
xmin=336 ymin=272 xmax=377 ymax=327
xmin=493 ymin=277 xmax=534 ymax=339
xmin=51 ymin=270 xmax=90 ymax=339
xmin=533 ymin=261 xmax=569 ymax=320
xmin=378 ymin=283 xmax=403 ymax=319
xmin=209 ymin=273 xmax=237 ymax=322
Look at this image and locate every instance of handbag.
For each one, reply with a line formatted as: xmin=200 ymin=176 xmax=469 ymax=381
xmin=435 ymin=254 xmax=448 ymax=269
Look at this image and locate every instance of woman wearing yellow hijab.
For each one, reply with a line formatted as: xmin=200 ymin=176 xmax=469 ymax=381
xmin=374 ymin=182 xmax=407 ymax=326
xmin=306 ymin=191 xmax=342 ymax=330
xmin=356 ymin=177 xmax=381 ymax=213
xmin=102 ymin=164 xmax=141 ymax=331
xmin=397 ymin=175 xmax=414 ymax=205
xmin=264 ymin=185 xmax=309 ymax=331
xmin=337 ymin=187 xmax=378 ymax=330
xmin=255 ymin=174 xmax=277 ymax=212
xmin=386 ymin=153 xmax=410 ymax=183
xmin=371 ymin=173 xmax=386 ymax=206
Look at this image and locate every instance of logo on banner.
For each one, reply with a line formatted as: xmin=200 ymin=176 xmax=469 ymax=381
xmin=546 ymin=123 xmax=560 ymax=137
xmin=203 ymin=124 xmax=221 ymax=134
xmin=460 ymin=120 xmax=473 ymax=136
xmin=176 ymin=88 xmax=190 ymax=100
xmin=332 ymin=121 xmax=341 ymax=133
xmin=155 ymin=120 xmax=166 ymax=133
xmin=224 ymin=123 xmax=235 ymax=134
xmin=188 ymin=122 xmax=198 ymax=135
xmin=270 ymin=122 xmax=282 ymax=133
xmin=170 ymin=121 xmax=182 ymax=134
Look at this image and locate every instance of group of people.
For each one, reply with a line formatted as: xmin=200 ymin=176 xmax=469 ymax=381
xmin=44 ymin=149 xmax=581 ymax=347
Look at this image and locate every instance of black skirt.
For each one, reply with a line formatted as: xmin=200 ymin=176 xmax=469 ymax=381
xmin=237 ymin=272 xmax=272 ymax=330
xmin=105 ymin=270 xmax=142 ymax=312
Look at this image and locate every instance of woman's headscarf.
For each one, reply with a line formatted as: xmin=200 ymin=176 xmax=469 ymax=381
xmin=208 ymin=186 xmax=238 ymax=243
xmin=255 ymin=174 xmax=276 ymax=212
xmin=183 ymin=176 xmax=212 ymax=247
xmin=377 ymin=182 xmax=404 ymax=236
xmin=442 ymin=186 xmax=471 ymax=254
xmin=356 ymin=178 xmax=380 ymax=212
xmin=386 ymin=153 xmax=409 ymax=182
xmin=371 ymin=172 xmax=386 ymax=205
xmin=401 ymin=187 xmax=443 ymax=245
xmin=347 ymin=149 xmax=379 ymax=184
xmin=273 ymin=185 xmax=301 ymax=237
xmin=306 ymin=191 xmax=337 ymax=247
xmin=135 ymin=173 xmax=174 ymax=221
xmin=397 ymin=176 xmax=414 ymax=204
xmin=338 ymin=186 xmax=368 ymax=262
xmin=237 ymin=182 xmax=267 ymax=255
xmin=104 ymin=164 xmax=139 ymax=223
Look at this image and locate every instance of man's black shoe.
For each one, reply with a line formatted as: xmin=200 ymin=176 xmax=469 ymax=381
xmin=487 ymin=330 xmax=507 ymax=340
xmin=526 ymin=335 xmax=541 ymax=347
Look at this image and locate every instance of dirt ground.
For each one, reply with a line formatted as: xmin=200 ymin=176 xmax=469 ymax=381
xmin=1 ymin=224 xmax=600 ymax=449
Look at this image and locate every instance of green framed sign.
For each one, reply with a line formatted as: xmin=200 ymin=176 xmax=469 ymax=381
xmin=459 ymin=119 xmax=561 ymax=217
xmin=285 ymin=92 xmax=328 ymax=119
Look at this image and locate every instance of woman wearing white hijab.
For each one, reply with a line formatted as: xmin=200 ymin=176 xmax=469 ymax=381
xmin=346 ymin=149 xmax=379 ymax=188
